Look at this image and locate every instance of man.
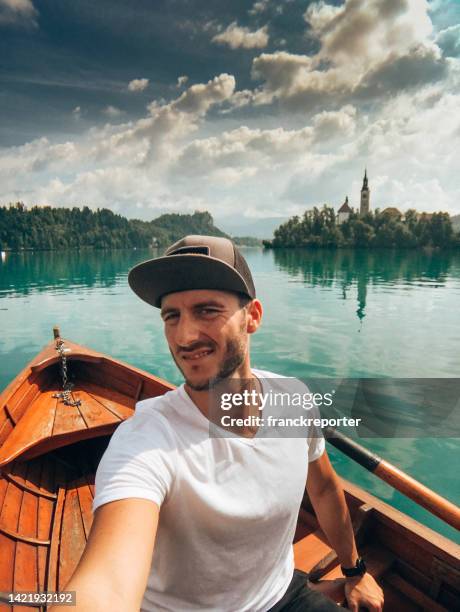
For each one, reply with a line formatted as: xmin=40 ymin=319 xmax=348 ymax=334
xmin=59 ymin=235 xmax=384 ymax=611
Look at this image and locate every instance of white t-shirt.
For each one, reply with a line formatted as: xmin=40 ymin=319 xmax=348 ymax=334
xmin=93 ymin=368 xmax=325 ymax=612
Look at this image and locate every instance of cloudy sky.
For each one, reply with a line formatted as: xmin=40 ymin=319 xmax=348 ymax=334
xmin=1 ymin=0 xmax=460 ymax=230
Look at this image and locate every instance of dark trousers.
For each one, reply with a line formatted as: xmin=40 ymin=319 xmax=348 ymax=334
xmin=267 ymin=570 xmax=340 ymax=611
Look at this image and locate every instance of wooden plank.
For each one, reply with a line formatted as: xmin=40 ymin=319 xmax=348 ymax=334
xmin=294 ymin=529 xmax=333 ymax=573
xmin=0 ymin=478 xmax=23 ymax=611
xmin=134 ymin=379 xmax=143 ymax=401
xmin=378 ymin=580 xmax=420 ymax=611
xmin=75 ymin=362 xmax=138 ymax=399
xmin=75 ymin=389 xmax=121 ymax=429
xmin=13 ymin=462 xmax=39 ymax=606
xmin=46 ymin=487 xmax=66 ymax=593
xmin=1 ymin=478 xmax=23 ymax=533
xmin=1 ymin=471 xmax=57 ymax=501
xmin=0 ymin=392 xmax=58 ymax=466
xmin=374 ymin=520 xmax=453 ymax=580
xmin=37 ymin=456 xmax=55 ymax=592
xmin=51 ymin=400 xmax=87 ymax=438
xmin=385 ymin=571 xmax=449 ymax=612
xmin=140 ymin=377 xmax=173 ymax=401
xmin=58 ymin=488 xmax=86 ymax=591
xmin=31 ymin=354 xmax=102 ymax=373
xmin=83 ymin=382 xmax=135 ymax=420
xmin=11 ymin=484 xmax=43 ymax=612
xmin=8 ymin=374 xmax=46 ymax=423
xmin=0 ymin=533 xmax=16 ymax=606
xmin=342 ymin=478 xmax=460 ymax=563
xmin=0 ymin=525 xmax=49 ymax=545
xmin=4 ymin=404 xmax=16 ymax=425
xmin=9 ymin=460 xmax=29 ymax=483
xmin=0 ymin=417 xmax=14 ymax=448
xmin=38 ymin=455 xmax=57 ymax=498
xmin=75 ymin=480 xmax=94 ymax=540
xmin=0 ymin=477 xmax=8 ymax=514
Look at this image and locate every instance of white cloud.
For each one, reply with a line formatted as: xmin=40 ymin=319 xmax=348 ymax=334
xmin=305 ymin=0 xmax=434 ymax=69
xmin=72 ymin=106 xmax=81 ymax=119
xmin=249 ymin=0 xmax=448 ymax=111
xmin=103 ymin=105 xmax=123 ymax=117
xmin=249 ymin=0 xmax=270 ymax=16
xmin=313 ymin=105 xmax=357 ymax=141
xmin=177 ymin=75 xmax=189 ymax=87
xmin=1 ymin=59 xmax=459 ymax=222
xmin=0 ymin=74 xmax=238 ymax=212
xmin=0 ymin=0 xmax=37 ymax=25
xmin=171 ymin=73 xmax=235 ymax=115
xmin=212 ymin=22 xmax=269 ymax=49
xmin=128 ymin=78 xmax=149 ymax=92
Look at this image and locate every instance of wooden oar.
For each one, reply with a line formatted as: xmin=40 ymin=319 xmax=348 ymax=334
xmin=324 ymin=427 xmax=460 ymax=531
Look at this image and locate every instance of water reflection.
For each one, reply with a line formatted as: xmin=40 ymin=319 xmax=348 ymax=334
xmin=273 ymin=249 xmax=459 ymax=321
xmin=0 ymin=249 xmax=160 ymax=297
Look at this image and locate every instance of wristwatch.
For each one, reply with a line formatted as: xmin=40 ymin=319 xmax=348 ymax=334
xmin=341 ymin=557 xmax=367 ymax=578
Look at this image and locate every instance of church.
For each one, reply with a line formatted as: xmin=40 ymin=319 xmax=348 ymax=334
xmin=336 ymin=170 xmax=370 ymax=224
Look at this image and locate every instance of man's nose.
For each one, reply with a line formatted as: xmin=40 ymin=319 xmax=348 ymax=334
xmin=174 ymin=314 xmax=201 ymax=347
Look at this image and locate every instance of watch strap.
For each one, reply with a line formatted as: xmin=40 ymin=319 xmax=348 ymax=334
xmin=341 ymin=557 xmax=367 ymax=577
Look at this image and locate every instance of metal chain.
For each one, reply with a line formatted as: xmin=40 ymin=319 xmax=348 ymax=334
xmin=53 ymin=338 xmax=82 ymax=407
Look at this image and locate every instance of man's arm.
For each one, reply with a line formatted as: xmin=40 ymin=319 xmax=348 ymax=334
xmin=49 ymin=498 xmax=159 ymax=612
xmin=306 ymin=449 xmax=384 ymax=612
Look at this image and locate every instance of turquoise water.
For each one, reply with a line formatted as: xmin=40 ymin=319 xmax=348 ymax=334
xmin=0 ymin=248 xmax=459 ymax=542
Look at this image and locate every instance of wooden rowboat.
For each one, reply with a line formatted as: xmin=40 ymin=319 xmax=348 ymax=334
xmin=0 ymin=332 xmax=459 ymax=611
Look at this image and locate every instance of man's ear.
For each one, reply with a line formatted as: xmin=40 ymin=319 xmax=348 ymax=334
xmin=246 ymin=299 xmax=263 ymax=334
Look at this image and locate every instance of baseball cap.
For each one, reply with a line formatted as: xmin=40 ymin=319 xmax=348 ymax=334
xmin=128 ymin=235 xmax=256 ymax=308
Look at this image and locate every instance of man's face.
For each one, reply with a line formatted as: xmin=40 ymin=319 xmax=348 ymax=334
xmin=160 ymin=289 xmax=251 ymax=391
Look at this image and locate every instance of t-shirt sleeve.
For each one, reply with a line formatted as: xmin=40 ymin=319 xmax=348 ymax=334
xmin=256 ymin=369 xmax=326 ymax=462
xmin=307 ymin=430 xmax=325 ymax=462
xmin=283 ymin=377 xmax=325 ymax=462
xmin=92 ymin=409 xmax=176 ymax=512
xmin=305 ymin=388 xmax=326 ymax=462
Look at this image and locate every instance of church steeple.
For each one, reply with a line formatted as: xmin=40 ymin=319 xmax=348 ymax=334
xmin=360 ymin=168 xmax=370 ymax=216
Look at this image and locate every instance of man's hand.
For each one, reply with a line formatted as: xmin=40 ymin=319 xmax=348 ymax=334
xmin=344 ymin=573 xmax=384 ymax=612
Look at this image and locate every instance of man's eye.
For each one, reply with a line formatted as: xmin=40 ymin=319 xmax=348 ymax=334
xmin=164 ymin=313 xmax=179 ymax=322
xmin=199 ymin=308 xmax=218 ymax=316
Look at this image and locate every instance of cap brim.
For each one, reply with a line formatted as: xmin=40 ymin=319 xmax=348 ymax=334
xmin=128 ymin=254 xmax=252 ymax=308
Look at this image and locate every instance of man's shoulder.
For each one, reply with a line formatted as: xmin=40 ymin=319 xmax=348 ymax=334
xmin=110 ymin=387 xmax=182 ymax=448
xmin=135 ymin=385 xmax=181 ymax=416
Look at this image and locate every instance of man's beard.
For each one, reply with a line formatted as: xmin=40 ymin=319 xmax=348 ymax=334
xmin=172 ymin=336 xmax=246 ymax=391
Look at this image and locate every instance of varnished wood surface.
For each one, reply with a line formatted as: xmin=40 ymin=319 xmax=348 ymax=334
xmin=0 ymin=338 xmax=174 ymax=467
xmin=0 ymin=337 xmax=459 ymax=610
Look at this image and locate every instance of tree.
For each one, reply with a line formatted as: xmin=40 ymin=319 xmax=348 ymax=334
xmin=353 ymin=221 xmax=375 ymax=248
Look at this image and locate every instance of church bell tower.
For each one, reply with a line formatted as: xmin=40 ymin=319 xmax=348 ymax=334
xmin=360 ymin=169 xmax=370 ymax=216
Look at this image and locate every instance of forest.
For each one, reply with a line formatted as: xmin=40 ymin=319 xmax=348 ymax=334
xmin=264 ymin=206 xmax=460 ymax=249
xmin=0 ymin=203 xmax=227 ymax=251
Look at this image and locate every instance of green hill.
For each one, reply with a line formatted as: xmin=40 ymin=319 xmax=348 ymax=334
xmin=0 ymin=203 xmax=229 ymax=251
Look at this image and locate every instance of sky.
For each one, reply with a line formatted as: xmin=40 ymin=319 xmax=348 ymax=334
xmin=1 ymin=0 xmax=460 ymax=230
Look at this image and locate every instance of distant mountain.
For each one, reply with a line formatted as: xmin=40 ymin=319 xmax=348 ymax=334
xmin=216 ymin=216 xmax=289 ymax=240
xmin=150 ymin=211 xmax=228 ymax=243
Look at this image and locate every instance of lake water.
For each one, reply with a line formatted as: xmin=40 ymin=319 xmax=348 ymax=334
xmin=1 ymin=247 xmax=459 ymax=543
